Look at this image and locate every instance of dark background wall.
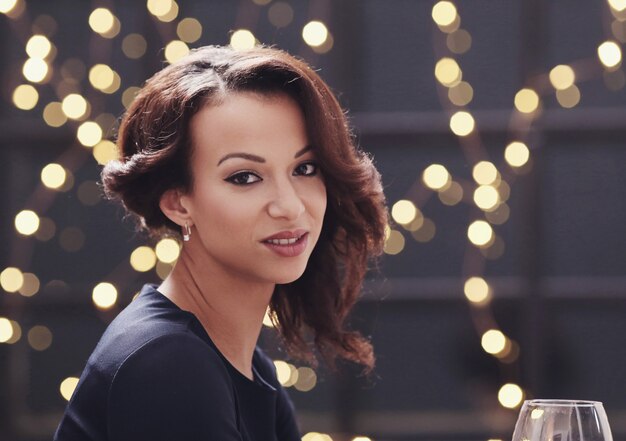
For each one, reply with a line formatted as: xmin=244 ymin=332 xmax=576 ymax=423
xmin=1 ymin=1 xmax=625 ymax=440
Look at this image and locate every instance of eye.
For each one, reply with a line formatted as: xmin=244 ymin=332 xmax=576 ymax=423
xmin=294 ymin=161 xmax=319 ymax=176
xmin=225 ymin=171 xmax=262 ymax=186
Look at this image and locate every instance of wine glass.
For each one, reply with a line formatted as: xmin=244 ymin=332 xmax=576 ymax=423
xmin=512 ymin=399 xmax=613 ymax=441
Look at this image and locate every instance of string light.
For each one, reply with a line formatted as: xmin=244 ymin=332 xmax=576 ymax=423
xmin=481 ymin=329 xmax=507 ymax=355
xmin=294 ymin=366 xmax=317 ymax=392
xmin=549 ymin=64 xmax=576 ymax=90
xmin=422 ymin=164 xmax=451 ymax=190
xmin=23 ymin=58 xmax=49 ymax=83
xmin=155 ymin=238 xmax=180 ymax=263
xmin=88 ymin=8 xmax=115 ymax=35
xmin=431 ymin=1 xmax=458 ymax=27
xmin=122 ymin=34 xmax=148 ymax=59
xmin=0 ymin=317 xmax=14 ymax=342
xmin=467 ymin=220 xmax=494 ymax=247
xmin=448 ymin=81 xmax=473 ymax=106
xmin=383 ymin=230 xmax=405 ymax=255
xmin=77 ymin=121 xmax=103 ymax=147
xmin=472 ymin=161 xmax=498 ymax=185
xmin=26 ymin=35 xmax=52 ymax=59
xmin=230 ymin=29 xmax=256 ymax=50
xmin=19 ymin=273 xmax=40 ymax=297
xmin=464 ymin=277 xmax=492 ymax=304
xmin=15 ymin=210 xmax=40 ymax=236
xmin=435 ymin=57 xmax=462 ymax=87
xmin=1 ymin=267 xmax=24 ymax=293
xmin=447 ymin=29 xmax=472 ymax=54
xmin=41 ymin=163 xmax=67 ymax=189
xmin=438 ymin=181 xmax=464 ymax=206
xmin=177 ymin=18 xmax=202 ymax=43
xmin=0 ymin=0 xmax=18 ymax=14
xmin=391 ymin=200 xmax=418 ymax=225
xmin=608 ymin=0 xmax=626 ymax=11
xmin=556 ymin=85 xmax=581 ymax=108
xmin=61 ymin=94 xmax=88 ymax=120
xmin=130 ymin=246 xmax=157 ymax=272
xmin=43 ymin=102 xmax=67 ymax=127
xmin=268 ymin=2 xmax=294 ymax=28
xmin=473 ymin=185 xmax=500 ymax=211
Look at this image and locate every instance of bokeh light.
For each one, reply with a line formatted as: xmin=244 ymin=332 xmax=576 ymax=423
xmin=435 ymin=57 xmax=462 ymax=87
xmin=1 ymin=267 xmax=24 ymax=293
xmin=77 ymin=121 xmax=103 ymax=147
xmin=43 ymin=102 xmax=67 ymax=127
xmin=93 ymin=140 xmax=119 ymax=165
xmin=467 ymin=220 xmax=494 ymax=247
xmin=0 ymin=0 xmax=18 ymax=14
xmin=514 ymin=88 xmax=540 ymax=113
xmin=431 ymin=1 xmax=457 ymax=27
xmin=294 ymin=367 xmax=317 ymax=392
xmin=391 ymin=200 xmax=418 ymax=225
xmin=504 ymin=141 xmax=530 ymax=167
xmin=92 ymin=282 xmax=118 ymax=309
xmin=122 ymin=33 xmax=148 ymax=59
xmin=472 ymin=161 xmax=498 ymax=185
xmin=164 ymin=40 xmax=189 ymax=63
xmin=60 ymin=377 xmax=80 ymax=401
xmin=598 ymin=41 xmax=622 ymax=68
xmin=474 ymin=185 xmax=500 ymax=211
xmin=23 ymin=57 xmax=49 ymax=83
xmin=130 ymin=246 xmax=157 ymax=272
xmin=464 ymin=277 xmax=492 ymax=304
xmin=450 ymin=111 xmax=475 ymax=136
xmin=28 ymin=325 xmax=53 ymax=351
xmin=41 ymin=163 xmax=67 ymax=189
xmin=448 ymin=81 xmax=473 ymax=106
xmin=26 ymin=34 xmax=52 ymax=59
xmin=12 ymin=84 xmax=39 ymax=110
xmin=384 ymin=230 xmax=405 ymax=255
xmin=302 ymin=21 xmax=329 ymax=47
xmin=556 ymin=84 xmax=581 ymax=108
xmin=422 ymin=164 xmax=451 ymax=190
xmin=447 ymin=29 xmax=472 ymax=54
xmin=230 ymin=29 xmax=256 ymax=50
xmin=268 ymin=2 xmax=294 ymax=28
xmin=438 ymin=181 xmax=464 ymax=206
xmin=61 ymin=93 xmax=88 ymax=120
xmin=88 ymin=8 xmax=115 ymax=34
xmin=411 ymin=218 xmax=436 ymax=243
xmin=155 ymin=238 xmax=180 ymax=263
xmin=498 ymin=383 xmax=524 ymax=409
xmin=19 ymin=272 xmax=40 ymax=297
xmin=15 ymin=210 xmax=40 ymax=236
xmin=609 ymin=0 xmax=626 ymax=11
xmin=549 ymin=64 xmax=576 ymax=90
xmin=481 ymin=329 xmax=507 ymax=355
xmin=0 ymin=317 xmax=14 ymax=342
xmin=177 ymin=18 xmax=202 ymax=42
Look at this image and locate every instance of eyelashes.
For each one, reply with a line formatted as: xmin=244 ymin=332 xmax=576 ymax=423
xmin=224 ymin=161 xmax=320 ymax=186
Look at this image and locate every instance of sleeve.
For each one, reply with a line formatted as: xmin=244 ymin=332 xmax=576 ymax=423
xmin=107 ymin=332 xmax=243 ymax=441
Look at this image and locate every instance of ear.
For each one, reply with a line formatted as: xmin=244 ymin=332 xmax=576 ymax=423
xmin=159 ymin=188 xmax=193 ymax=227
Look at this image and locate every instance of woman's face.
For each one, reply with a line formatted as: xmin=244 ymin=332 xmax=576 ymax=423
xmin=181 ymin=91 xmax=327 ymax=285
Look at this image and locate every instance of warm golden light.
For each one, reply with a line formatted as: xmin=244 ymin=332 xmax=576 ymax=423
xmin=549 ymin=65 xmax=576 ymax=90
xmin=391 ymin=200 xmax=418 ymax=225
xmin=450 ymin=111 xmax=475 ymax=136
xmin=464 ymin=277 xmax=491 ymax=304
xmin=147 ymin=0 xmax=173 ymax=17
xmin=273 ymin=360 xmax=291 ymax=385
xmin=15 ymin=210 xmax=40 ymax=236
xmin=0 ymin=0 xmax=18 ymax=14
xmin=598 ymin=41 xmax=622 ymax=68
xmin=467 ymin=220 xmax=493 ymax=247
xmin=474 ymin=185 xmax=500 ymax=211
xmin=89 ymin=64 xmax=115 ymax=90
xmin=230 ymin=29 xmax=256 ymax=50
xmin=447 ymin=29 xmax=472 ymax=54
xmin=1 ymin=267 xmax=24 ymax=293
xmin=268 ymin=2 xmax=294 ymax=28
xmin=531 ymin=409 xmax=545 ymax=419
xmin=609 ymin=0 xmax=626 ymax=11
xmin=294 ymin=367 xmax=317 ymax=392
xmin=438 ymin=181 xmax=463 ymax=206
xmin=472 ymin=161 xmax=498 ymax=185
xmin=41 ymin=163 xmax=67 ymax=189
xmin=498 ymin=383 xmax=524 ymax=409
xmin=62 ymin=93 xmax=88 ymax=119
xmin=422 ymin=164 xmax=451 ymax=190
xmin=177 ymin=17 xmax=202 ymax=42
xmin=130 ymin=246 xmax=157 ymax=272
xmin=93 ymin=140 xmax=119 ymax=165
xmin=0 ymin=318 xmax=13 ymax=342
xmin=432 ymin=1 xmax=457 ymax=26
xmin=383 ymin=230 xmax=405 ymax=255
xmin=302 ymin=21 xmax=329 ymax=47
xmin=26 ymin=35 xmax=52 ymax=59
xmin=263 ymin=307 xmax=276 ymax=328
xmin=448 ymin=81 xmax=473 ymax=106
xmin=155 ymin=238 xmax=180 ymax=263
xmin=352 ymin=437 xmax=373 ymax=441
xmin=122 ymin=33 xmax=147 ymax=59
xmin=504 ymin=141 xmax=530 ymax=167
xmin=28 ymin=325 xmax=53 ymax=351
xmin=435 ymin=57 xmax=462 ymax=87
xmin=12 ymin=84 xmax=39 ymax=110
xmin=164 ymin=40 xmax=189 ymax=64
xmin=411 ymin=218 xmax=436 ymax=243
xmin=88 ymin=8 xmax=115 ymax=34
xmin=311 ymin=32 xmax=334 ymax=55
xmin=156 ymin=0 xmax=178 ymax=22
xmin=92 ymin=282 xmax=118 ymax=309
xmin=514 ymin=88 xmax=540 ymax=113
xmin=60 ymin=377 xmax=80 ymax=401
xmin=556 ymin=84 xmax=581 ymax=108
xmin=23 ymin=57 xmax=48 ymax=83
xmin=481 ymin=329 xmax=507 ymax=355
xmin=486 ymin=203 xmax=510 ymax=225
xmin=43 ymin=102 xmax=67 ymax=127
xmin=122 ymin=87 xmax=141 ymax=109
xmin=77 ymin=121 xmax=103 ymax=147
xmin=19 ymin=272 xmax=40 ymax=297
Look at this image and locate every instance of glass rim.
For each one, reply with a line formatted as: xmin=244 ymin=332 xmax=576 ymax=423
xmin=525 ymin=399 xmax=603 ymax=407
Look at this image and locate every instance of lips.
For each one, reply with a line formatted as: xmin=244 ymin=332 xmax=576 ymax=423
xmin=261 ymin=229 xmax=309 ymax=257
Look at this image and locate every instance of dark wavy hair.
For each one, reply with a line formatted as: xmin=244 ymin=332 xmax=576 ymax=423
xmin=102 ymin=45 xmax=387 ymax=372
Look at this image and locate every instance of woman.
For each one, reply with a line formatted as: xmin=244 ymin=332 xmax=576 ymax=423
xmin=54 ymin=45 xmax=387 ymax=440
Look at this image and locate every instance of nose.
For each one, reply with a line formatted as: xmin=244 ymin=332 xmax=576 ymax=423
xmin=267 ymin=180 xmax=305 ymax=221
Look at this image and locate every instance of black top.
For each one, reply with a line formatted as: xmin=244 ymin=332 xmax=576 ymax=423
xmin=54 ymin=284 xmax=301 ymax=441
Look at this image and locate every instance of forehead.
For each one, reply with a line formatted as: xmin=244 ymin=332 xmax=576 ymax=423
xmin=189 ymin=91 xmax=308 ymax=160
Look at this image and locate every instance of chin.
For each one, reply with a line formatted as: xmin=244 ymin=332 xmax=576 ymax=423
xmin=271 ymin=264 xmax=308 ymax=285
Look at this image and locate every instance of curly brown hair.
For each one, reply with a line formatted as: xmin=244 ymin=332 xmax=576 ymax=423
xmin=102 ymin=45 xmax=387 ymax=372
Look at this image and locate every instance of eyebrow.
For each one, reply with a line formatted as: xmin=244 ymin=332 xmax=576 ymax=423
xmin=217 ymin=145 xmax=312 ymax=166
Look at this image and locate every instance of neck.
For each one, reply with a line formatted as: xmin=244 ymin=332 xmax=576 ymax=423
xmin=158 ymin=245 xmax=275 ymax=380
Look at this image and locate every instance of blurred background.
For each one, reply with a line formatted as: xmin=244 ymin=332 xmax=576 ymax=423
xmin=1 ymin=0 xmax=626 ymax=440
